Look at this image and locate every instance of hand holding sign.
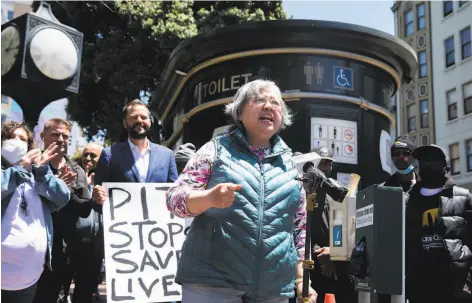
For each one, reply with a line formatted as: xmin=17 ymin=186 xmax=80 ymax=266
xmin=208 ymin=183 xmax=243 ymax=208
xmin=93 ymin=185 xmax=107 ymax=205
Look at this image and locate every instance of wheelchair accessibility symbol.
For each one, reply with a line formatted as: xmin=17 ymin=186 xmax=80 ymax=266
xmin=333 ymin=66 xmax=354 ymax=90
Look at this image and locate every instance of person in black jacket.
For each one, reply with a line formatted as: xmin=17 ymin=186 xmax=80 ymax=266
xmin=406 ymin=144 xmax=472 ymax=303
xmin=381 ymin=135 xmax=419 ymax=193
xmin=32 ymin=119 xmax=93 ymax=303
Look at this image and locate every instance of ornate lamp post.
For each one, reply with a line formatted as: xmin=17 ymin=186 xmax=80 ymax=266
xmin=1 ymin=1 xmax=83 ymax=127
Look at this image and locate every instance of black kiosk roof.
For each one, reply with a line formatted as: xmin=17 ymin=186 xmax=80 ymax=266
xmin=151 ymin=19 xmax=417 ymax=119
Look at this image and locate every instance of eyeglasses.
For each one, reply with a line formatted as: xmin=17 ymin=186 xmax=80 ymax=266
xmin=252 ymin=97 xmax=281 ymax=108
xmin=83 ymin=152 xmax=98 ymax=159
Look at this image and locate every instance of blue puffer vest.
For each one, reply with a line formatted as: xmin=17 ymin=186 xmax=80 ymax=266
xmin=176 ymin=129 xmax=302 ymax=298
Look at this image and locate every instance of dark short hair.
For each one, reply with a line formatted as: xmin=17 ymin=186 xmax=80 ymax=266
xmin=122 ymin=99 xmax=149 ymax=119
xmin=1 ymin=121 xmax=35 ymax=151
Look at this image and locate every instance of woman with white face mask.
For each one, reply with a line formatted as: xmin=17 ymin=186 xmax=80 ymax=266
xmin=1 ymin=122 xmax=71 ymax=303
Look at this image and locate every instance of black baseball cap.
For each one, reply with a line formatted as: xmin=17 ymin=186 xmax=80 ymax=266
xmin=391 ymin=135 xmax=416 ymax=153
xmin=413 ymin=144 xmax=450 ymax=166
xmin=311 ymin=146 xmax=334 ymax=161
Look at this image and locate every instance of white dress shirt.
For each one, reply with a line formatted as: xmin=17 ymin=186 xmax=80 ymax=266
xmin=128 ymin=139 xmax=151 ymax=183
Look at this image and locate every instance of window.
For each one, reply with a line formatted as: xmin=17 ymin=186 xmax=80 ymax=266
xmin=459 ymin=1 xmax=469 ymax=7
xmin=417 ymin=3 xmax=425 ymax=30
xmin=449 ymin=143 xmax=460 ymax=175
xmin=460 ymin=27 xmax=471 ymax=60
xmin=408 ymin=104 xmax=416 ymax=132
xmin=404 ymin=10 xmax=414 ymax=37
xmin=463 ymin=81 xmax=472 ymax=115
xmin=444 ymin=1 xmax=453 ymax=17
xmin=447 ymin=89 xmax=458 ymax=120
xmin=421 ymin=134 xmax=429 ymax=146
xmin=418 ymin=51 xmax=427 ymax=78
xmin=1 ymin=96 xmax=9 ymax=104
xmin=445 ymin=36 xmax=455 ymax=67
xmin=420 ymin=100 xmax=429 ymax=128
xmin=7 ymin=10 xmax=14 ymax=21
xmin=466 ymin=139 xmax=472 ymax=172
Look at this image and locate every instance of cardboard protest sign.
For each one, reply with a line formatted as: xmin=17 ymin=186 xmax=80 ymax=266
xmin=102 ymin=183 xmax=185 ymax=303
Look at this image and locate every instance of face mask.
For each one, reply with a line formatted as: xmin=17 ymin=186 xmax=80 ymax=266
xmin=419 ymin=167 xmax=446 ymax=188
xmin=396 ymin=164 xmax=414 ymax=175
xmin=126 ymin=122 xmax=150 ymax=139
xmin=1 ymin=138 xmax=28 ymax=165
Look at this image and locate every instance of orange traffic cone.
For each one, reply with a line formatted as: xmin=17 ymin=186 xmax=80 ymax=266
xmin=324 ymin=293 xmax=336 ymax=303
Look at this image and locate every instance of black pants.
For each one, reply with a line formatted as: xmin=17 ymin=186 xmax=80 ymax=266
xmin=71 ymin=241 xmax=104 ymax=303
xmin=2 ymin=283 xmax=38 ymax=303
xmin=61 ymin=245 xmax=75 ymax=299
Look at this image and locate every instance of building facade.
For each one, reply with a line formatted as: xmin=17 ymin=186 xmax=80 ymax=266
xmin=392 ymin=1 xmax=435 ymax=147
xmin=431 ymin=1 xmax=472 ymax=190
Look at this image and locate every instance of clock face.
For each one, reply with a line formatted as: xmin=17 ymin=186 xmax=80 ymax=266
xmin=1 ymin=26 xmax=21 ymax=76
xmin=29 ymin=27 xmax=79 ymax=81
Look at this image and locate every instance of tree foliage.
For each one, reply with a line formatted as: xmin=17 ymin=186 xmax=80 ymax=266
xmin=33 ymin=1 xmax=286 ymax=142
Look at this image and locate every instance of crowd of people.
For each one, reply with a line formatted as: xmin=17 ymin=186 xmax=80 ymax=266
xmin=1 ymin=79 xmax=471 ymax=303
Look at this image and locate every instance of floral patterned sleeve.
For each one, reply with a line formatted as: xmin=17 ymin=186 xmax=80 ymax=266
xmin=293 ymin=186 xmax=307 ymax=261
xmin=166 ymin=141 xmax=217 ymax=218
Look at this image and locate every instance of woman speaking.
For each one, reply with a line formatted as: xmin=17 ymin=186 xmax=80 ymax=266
xmin=167 ymin=79 xmax=317 ymax=303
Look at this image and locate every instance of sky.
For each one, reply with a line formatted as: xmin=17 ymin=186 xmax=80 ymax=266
xmin=283 ymin=0 xmax=395 ymax=35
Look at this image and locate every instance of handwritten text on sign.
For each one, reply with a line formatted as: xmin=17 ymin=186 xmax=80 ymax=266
xmin=102 ymin=183 xmax=185 ymax=303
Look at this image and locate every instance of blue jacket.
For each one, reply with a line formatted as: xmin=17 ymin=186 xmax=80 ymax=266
xmin=1 ymin=165 xmax=71 ymax=271
xmin=92 ymin=140 xmax=179 ymax=214
xmin=94 ymin=140 xmax=178 ymax=185
xmin=176 ymin=129 xmax=302 ymax=298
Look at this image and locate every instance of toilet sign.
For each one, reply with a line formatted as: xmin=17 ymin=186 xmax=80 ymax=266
xmin=333 ymin=66 xmax=354 ymax=90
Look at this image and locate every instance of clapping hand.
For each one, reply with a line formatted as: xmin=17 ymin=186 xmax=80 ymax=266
xmin=18 ymin=149 xmax=42 ymax=171
xmin=84 ymin=166 xmax=95 ymax=186
xmin=58 ymin=164 xmax=77 ymax=188
xmin=35 ymin=142 xmax=60 ymax=167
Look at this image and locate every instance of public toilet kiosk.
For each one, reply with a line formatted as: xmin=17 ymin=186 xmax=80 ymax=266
xmin=151 ymin=19 xmax=417 ymax=191
xmin=152 ymin=20 xmax=418 ymax=302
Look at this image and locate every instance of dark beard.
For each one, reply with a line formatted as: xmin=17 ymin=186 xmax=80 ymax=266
xmin=127 ymin=123 xmax=149 ymax=139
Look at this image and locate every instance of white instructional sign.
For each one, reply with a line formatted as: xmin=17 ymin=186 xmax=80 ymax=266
xmin=311 ymin=118 xmax=358 ymax=165
xmin=379 ymin=130 xmax=393 ymax=175
xmin=356 ymin=204 xmax=374 ymax=229
xmin=102 ymin=183 xmax=185 ymax=303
